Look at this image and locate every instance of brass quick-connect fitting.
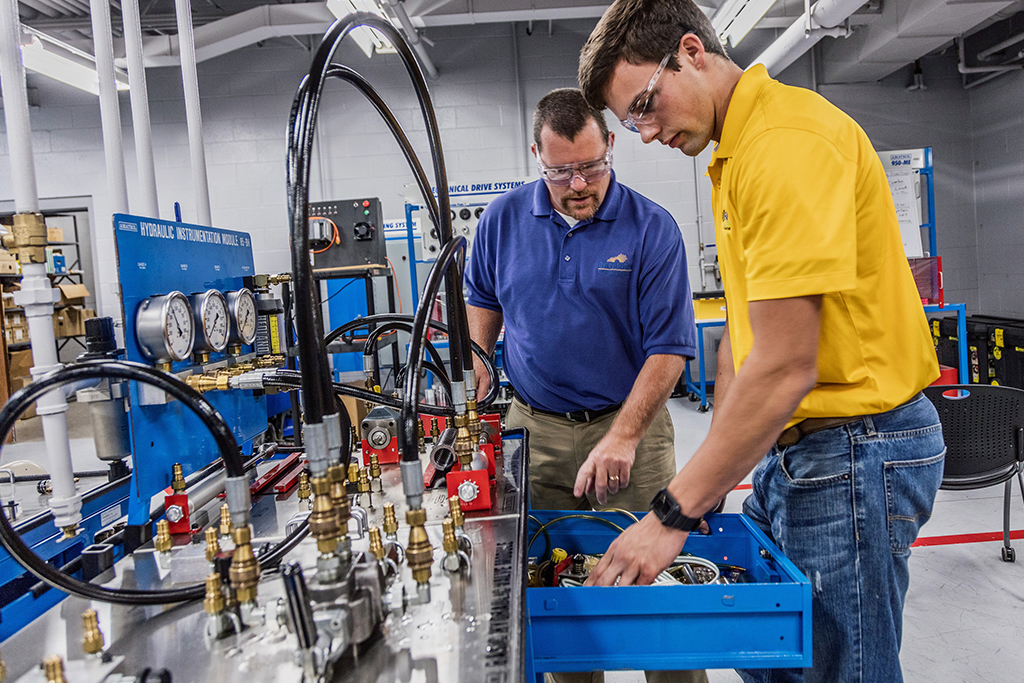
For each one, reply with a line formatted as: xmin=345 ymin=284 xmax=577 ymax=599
xmin=448 ymin=495 xmax=465 ymax=530
xmin=347 ymin=462 xmax=359 ymax=485
xmin=382 ymin=502 xmax=399 ymax=541
xmin=465 ymin=398 xmax=482 ymax=444
xmin=405 ymin=508 xmax=433 ymax=585
xmin=418 ymin=420 xmax=426 ymax=452
xmin=368 ymin=527 xmax=386 ymax=561
xmin=43 ymin=655 xmax=66 ymax=683
xmin=368 ymin=453 xmax=382 ymax=491
xmin=186 ymin=373 xmax=216 ymax=394
xmin=4 ymin=212 xmax=47 ymax=263
xmin=351 ymin=426 xmax=358 ymax=452
xmin=453 ymin=412 xmax=475 ymax=467
xmin=430 ymin=417 xmax=440 ymax=442
xmin=204 ymin=573 xmax=225 ymax=615
xmin=308 ymin=476 xmax=340 ymax=555
xmin=357 ymin=467 xmax=370 ymax=495
xmin=154 ymin=519 xmax=172 ymax=553
xmin=81 ymin=609 xmax=104 ymax=655
xmin=171 ymin=463 xmax=186 ymax=493
xmin=219 ymin=503 xmax=233 ymax=537
xmin=229 ymin=525 xmax=260 ymax=604
xmin=328 ymin=465 xmax=350 ymax=528
xmin=442 ymin=518 xmax=458 ymax=554
xmin=205 ymin=527 xmax=221 ymax=562
xmin=297 ymin=471 xmax=311 ymax=507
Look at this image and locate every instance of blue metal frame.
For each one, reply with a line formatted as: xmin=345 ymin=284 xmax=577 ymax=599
xmin=921 ymin=147 xmax=936 ymax=257
xmin=684 ymin=319 xmax=726 ymax=412
xmin=526 ymin=511 xmax=812 ymax=676
xmin=924 ymin=302 xmax=968 ymax=383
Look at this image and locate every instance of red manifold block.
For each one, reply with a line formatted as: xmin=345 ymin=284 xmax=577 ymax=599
xmin=163 ymin=493 xmax=192 ymax=535
xmin=479 ymin=443 xmax=497 ymax=478
xmin=446 ymin=468 xmax=491 ymax=511
xmin=362 ymin=436 xmax=399 ymax=466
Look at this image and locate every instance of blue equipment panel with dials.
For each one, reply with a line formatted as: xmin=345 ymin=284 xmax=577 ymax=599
xmin=113 ymin=214 xmax=266 ymax=525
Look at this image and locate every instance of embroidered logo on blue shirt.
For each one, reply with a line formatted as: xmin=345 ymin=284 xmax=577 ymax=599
xmin=599 ymin=253 xmax=632 ymax=272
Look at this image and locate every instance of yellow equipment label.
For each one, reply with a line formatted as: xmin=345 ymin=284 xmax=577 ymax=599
xmin=994 ymin=347 xmax=1002 ymax=360
xmin=996 ymin=328 xmax=1004 ymax=347
xmin=269 ymin=315 xmax=281 ymax=354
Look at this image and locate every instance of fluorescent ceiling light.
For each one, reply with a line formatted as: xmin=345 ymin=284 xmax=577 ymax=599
xmin=19 ymin=29 xmax=129 ymax=96
xmin=326 ymin=0 xmax=397 ymax=57
xmin=712 ymin=0 xmax=780 ymax=47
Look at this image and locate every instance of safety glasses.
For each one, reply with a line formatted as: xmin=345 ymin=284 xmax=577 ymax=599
xmin=620 ymin=51 xmax=673 ymax=133
xmin=536 ymin=145 xmax=613 ymax=186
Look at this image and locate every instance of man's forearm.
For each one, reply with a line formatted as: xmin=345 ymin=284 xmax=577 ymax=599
xmin=467 ymin=304 xmax=503 ymax=354
xmin=607 ymin=354 xmax=687 ymax=446
xmin=713 ymin=323 xmax=735 ymax=411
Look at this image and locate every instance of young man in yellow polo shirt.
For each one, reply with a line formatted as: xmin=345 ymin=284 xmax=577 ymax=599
xmin=576 ymin=0 xmax=945 ymax=681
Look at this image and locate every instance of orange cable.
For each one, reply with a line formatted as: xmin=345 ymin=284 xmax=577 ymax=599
xmin=310 ymin=216 xmax=339 ymax=254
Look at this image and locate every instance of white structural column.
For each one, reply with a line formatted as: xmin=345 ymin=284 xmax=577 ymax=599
xmin=122 ymin=0 xmax=161 ymax=218
xmin=175 ymin=0 xmax=213 ymax=226
xmin=0 ymin=0 xmax=39 ymax=213
xmin=89 ymin=0 xmax=130 ymax=215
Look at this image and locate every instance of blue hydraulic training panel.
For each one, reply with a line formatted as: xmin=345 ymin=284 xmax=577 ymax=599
xmin=113 ymin=214 xmax=266 ymax=524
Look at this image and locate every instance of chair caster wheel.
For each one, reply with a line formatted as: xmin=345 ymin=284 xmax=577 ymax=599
xmin=688 ymin=393 xmax=699 ymax=402
xmin=697 ymin=405 xmax=710 ymax=413
xmin=1001 ymin=546 xmax=1015 ymax=562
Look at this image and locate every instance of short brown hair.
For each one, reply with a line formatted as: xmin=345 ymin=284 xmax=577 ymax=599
xmin=533 ymin=88 xmax=610 ymax=149
xmin=579 ymin=0 xmax=728 ymax=110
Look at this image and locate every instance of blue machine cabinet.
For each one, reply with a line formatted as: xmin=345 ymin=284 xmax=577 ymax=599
xmin=526 ymin=512 xmax=812 ymax=677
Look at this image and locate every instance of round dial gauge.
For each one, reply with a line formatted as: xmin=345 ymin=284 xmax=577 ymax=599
xmin=135 ymin=291 xmax=195 ymax=362
xmin=225 ymin=289 xmax=258 ymax=346
xmin=190 ymin=289 xmax=229 ymax=353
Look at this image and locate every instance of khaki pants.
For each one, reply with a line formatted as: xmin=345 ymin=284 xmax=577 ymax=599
xmin=507 ymin=398 xmax=708 ymax=683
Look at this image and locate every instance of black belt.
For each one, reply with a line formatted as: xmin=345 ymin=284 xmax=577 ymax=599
xmin=775 ymin=392 xmax=925 ymax=448
xmin=512 ymin=391 xmax=622 ymax=424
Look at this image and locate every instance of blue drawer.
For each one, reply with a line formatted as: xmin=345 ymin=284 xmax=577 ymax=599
xmin=526 ymin=511 xmax=812 ymax=675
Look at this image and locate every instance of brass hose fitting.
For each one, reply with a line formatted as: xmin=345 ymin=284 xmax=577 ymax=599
xmin=186 ymin=373 xmax=221 ymax=394
xmin=219 ymin=503 xmax=233 ymax=537
xmin=405 ymin=508 xmax=433 ymax=585
xmin=368 ymin=527 xmax=386 ymax=561
xmin=43 ymin=655 xmax=66 ymax=683
xmin=307 ymin=477 xmax=340 ymax=555
xmin=154 ymin=519 xmax=172 ymax=553
xmin=382 ymin=502 xmax=399 ymax=541
xmin=442 ymin=518 xmax=458 ymax=555
xmin=465 ymin=397 xmax=482 ymax=444
xmin=418 ymin=420 xmax=426 ymax=452
xmin=350 ymin=426 xmax=358 ymax=451
xmin=347 ymin=463 xmax=359 ymax=485
xmin=452 ymin=412 xmax=474 ymax=467
xmin=430 ymin=417 xmax=440 ymax=442
xmin=368 ymin=453 xmax=382 ymax=491
xmin=328 ymin=465 xmax=350 ymax=528
xmin=448 ymin=495 xmax=465 ymax=530
xmin=205 ymin=527 xmax=221 ymax=562
xmin=81 ymin=608 xmax=104 ymax=655
xmin=229 ymin=525 xmax=260 ymax=604
xmin=297 ymin=471 xmax=311 ymax=506
xmin=357 ymin=467 xmax=370 ymax=495
xmin=204 ymin=573 xmax=225 ymax=615
xmin=171 ymin=463 xmax=186 ymax=493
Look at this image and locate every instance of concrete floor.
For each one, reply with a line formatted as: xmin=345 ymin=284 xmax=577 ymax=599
xmin=5 ymin=398 xmax=1024 ymax=681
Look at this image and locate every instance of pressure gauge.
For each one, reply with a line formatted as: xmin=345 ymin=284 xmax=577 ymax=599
xmin=135 ymin=291 xmax=195 ymax=363
xmin=225 ymin=289 xmax=258 ymax=346
xmin=190 ymin=289 xmax=230 ymax=353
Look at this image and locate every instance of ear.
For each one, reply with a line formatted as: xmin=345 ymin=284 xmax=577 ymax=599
xmin=678 ymin=33 xmax=707 ymax=70
xmin=531 ymin=143 xmax=539 ymax=160
xmin=608 ymin=131 xmax=615 ymax=149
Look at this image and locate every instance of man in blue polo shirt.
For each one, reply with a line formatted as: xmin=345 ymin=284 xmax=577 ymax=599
xmin=466 ymin=88 xmax=700 ymax=683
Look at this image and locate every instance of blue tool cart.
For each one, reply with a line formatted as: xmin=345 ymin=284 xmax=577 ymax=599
xmin=525 ymin=511 xmax=812 ymax=678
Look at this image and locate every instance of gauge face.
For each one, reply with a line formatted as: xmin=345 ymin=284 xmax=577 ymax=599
xmin=226 ymin=289 xmax=258 ymax=345
xmin=135 ymin=291 xmax=194 ymax=363
xmin=191 ymin=290 xmax=229 ymax=353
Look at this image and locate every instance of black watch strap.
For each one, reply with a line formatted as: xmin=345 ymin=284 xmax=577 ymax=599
xmin=650 ymin=488 xmax=704 ymax=532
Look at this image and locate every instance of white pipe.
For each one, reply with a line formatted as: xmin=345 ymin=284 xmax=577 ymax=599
xmin=978 ymin=30 xmax=1024 ymax=61
xmin=386 ymin=0 xmax=437 ymax=80
xmin=958 ymin=37 xmax=1022 ymax=74
xmin=0 ymin=0 xmax=40 ymax=213
xmin=89 ymin=0 xmax=130 ymax=215
xmin=18 ymin=264 xmax=82 ymax=532
xmin=751 ymin=0 xmax=861 ymax=76
xmin=174 ymin=0 xmax=212 ymax=226
xmin=122 ymin=0 xmax=160 ymax=218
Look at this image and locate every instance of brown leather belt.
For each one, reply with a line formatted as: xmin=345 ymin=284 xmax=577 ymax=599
xmin=776 ymin=416 xmax=863 ymax=448
xmin=512 ymin=391 xmax=622 ymax=424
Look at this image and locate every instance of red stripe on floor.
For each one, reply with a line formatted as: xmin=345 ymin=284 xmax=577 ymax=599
xmin=911 ymin=529 xmax=1024 ymax=547
xmin=732 ymin=484 xmax=753 ymax=491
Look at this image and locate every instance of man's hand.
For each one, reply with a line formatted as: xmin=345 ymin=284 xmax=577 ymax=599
xmin=585 ymin=514 xmax=688 ymax=586
xmin=473 ymin=355 xmax=491 ymax=397
xmin=573 ymin=433 xmax=637 ymax=505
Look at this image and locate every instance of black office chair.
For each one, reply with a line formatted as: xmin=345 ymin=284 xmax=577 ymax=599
xmin=924 ymin=384 xmax=1024 ymax=562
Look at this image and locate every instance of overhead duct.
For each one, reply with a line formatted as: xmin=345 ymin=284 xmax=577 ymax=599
xmin=751 ymin=0 xmax=860 ymax=76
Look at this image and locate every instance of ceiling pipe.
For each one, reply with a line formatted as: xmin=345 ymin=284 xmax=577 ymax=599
xmin=386 ymin=0 xmax=437 ymax=79
xmin=174 ymin=0 xmax=212 ymax=226
xmin=121 ymin=0 xmax=160 ymax=217
xmin=957 ymin=36 xmax=1022 ymax=73
xmin=751 ymin=0 xmax=859 ymax=76
xmin=977 ymin=30 xmax=1024 ymax=61
xmin=89 ymin=0 xmax=130 ymax=215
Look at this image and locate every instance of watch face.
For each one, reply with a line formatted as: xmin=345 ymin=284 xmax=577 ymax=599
xmin=651 ymin=488 xmax=673 ymax=516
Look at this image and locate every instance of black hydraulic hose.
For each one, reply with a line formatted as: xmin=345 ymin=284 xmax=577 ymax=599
xmin=0 ymin=361 xmax=244 ymax=604
xmin=263 ymin=371 xmax=455 ymax=417
xmin=396 ymin=360 xmax=452 ymax=403
xmin=324 ymin=314 xmax=500 ymax=409
xmin=401 ymin=236 xmax=467 ymax=462
xmin=362 ymin=321 xmax=449 ymax=384
xmin=259 ymin=520 xmax=311 ymax=569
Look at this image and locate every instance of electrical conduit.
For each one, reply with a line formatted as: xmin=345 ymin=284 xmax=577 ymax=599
xmin=174 ymin=0 xmax=213 ymax=226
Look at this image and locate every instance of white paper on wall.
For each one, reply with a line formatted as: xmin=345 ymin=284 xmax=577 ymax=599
xmin=877 ymin=149 xmax=926 ymax=258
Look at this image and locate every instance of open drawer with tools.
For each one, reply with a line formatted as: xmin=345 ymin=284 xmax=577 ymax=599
xmin=524 ymin=511 xmax=812 ymax=678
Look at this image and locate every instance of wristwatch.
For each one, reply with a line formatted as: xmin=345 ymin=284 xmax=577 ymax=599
xmin=650 ymin=488 xmax=704 ymax=532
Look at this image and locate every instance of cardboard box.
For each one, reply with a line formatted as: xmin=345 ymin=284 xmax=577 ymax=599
xmin=9 ymin=376 xmax=37 ymax=419
xmin=46 ymin=226 xmax=64 ymax=243
xmin=5 ymin=324 xmax=29 ymax=346
xmin=5 ymin=310 xmax=25 ymax=327
xmin=8 ymin=349 xmax=34 ymax=378
xmin=53 ymin=306 xmax=94 ymax=338
xmin=56 ymin=283 xmax=90 ymax=306
xmin=0 ymin=251 xmax=18 ymax=275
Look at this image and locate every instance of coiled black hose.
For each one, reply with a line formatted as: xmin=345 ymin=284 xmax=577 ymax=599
xmin=263 ymin=370 xmax=455 ymax=417
xmin=361 ymin=320 xmax=448 ymax=387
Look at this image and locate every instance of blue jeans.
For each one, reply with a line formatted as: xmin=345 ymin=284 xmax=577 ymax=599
xmin=739 ymin=393 xmax=945 ymax=683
